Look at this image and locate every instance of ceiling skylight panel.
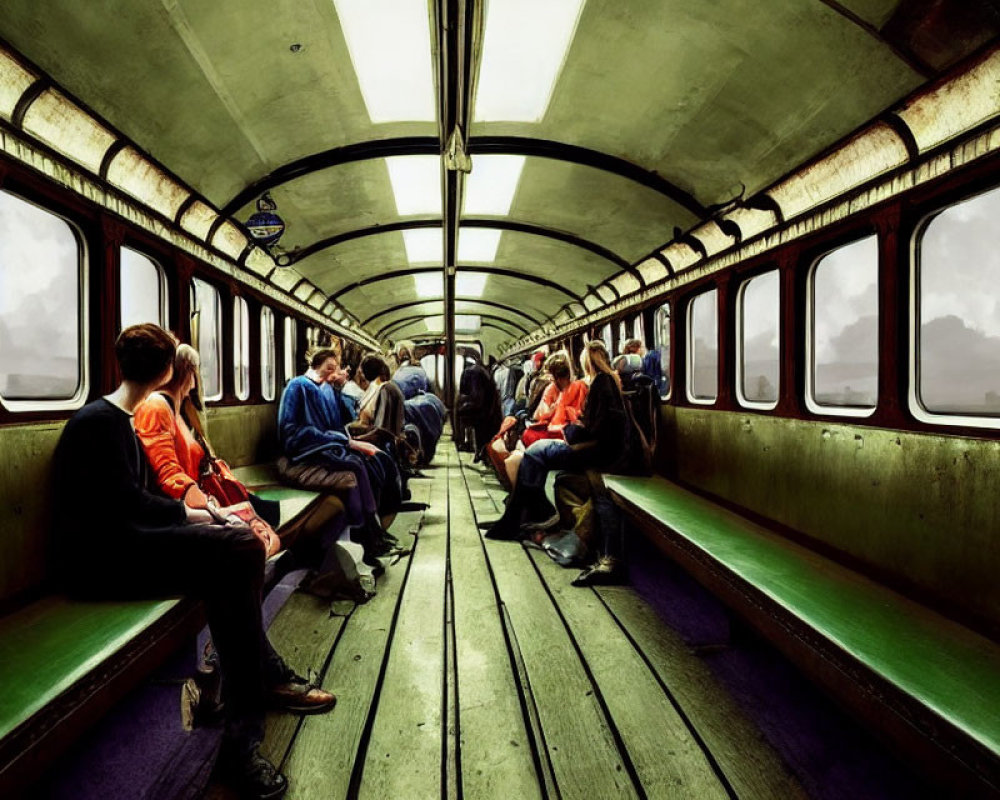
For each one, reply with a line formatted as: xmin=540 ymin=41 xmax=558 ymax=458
xmin=474 ymin=0 xmax=586 ymax=122
xmin=456 ymin=273 xmax=487 ymax=297
xmin=414 ymin=272 xmax=442 ymax=298
xmin=333 ymin=0 xmax=436 ymax=123
xmin=402 ymin=229 xmax=442 ymax=263
xmin=387 ymin=156 xmax=441 ymax=215
xmin=456 ymin=315 xmax=481 ymax=331
xmin=458 ymin=229 xmax=501 ymax=262
xmin=464 ymin=155 xmax=526 ymax=215
xmin=424 ymin=315 xmax=444 ymax=331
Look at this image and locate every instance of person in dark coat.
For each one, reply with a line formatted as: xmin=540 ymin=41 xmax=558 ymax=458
xmin=481 ymin=340 xmax=627 ymax=548
xmin=457 ymin=360 xmax=503 ymax=459
xmin=53 ymin=324 xmax=335 ymax=800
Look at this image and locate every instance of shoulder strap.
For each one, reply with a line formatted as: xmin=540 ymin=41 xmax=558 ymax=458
xmin=155 ymin=391 xmax=175 ymax=414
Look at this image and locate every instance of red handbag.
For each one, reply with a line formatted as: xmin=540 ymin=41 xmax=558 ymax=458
xmin=199 ymin=456 xmax=250 ymax=506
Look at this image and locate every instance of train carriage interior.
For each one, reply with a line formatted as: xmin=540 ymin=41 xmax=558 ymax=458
xmin=1 ymin=1 xmax=1000 ymax=797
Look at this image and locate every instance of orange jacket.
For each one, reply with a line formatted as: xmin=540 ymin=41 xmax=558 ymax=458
xmin=536 ymin=380 xmax=588 ymax=427
xmin=134 ymin=395 xmax=205 ymax=500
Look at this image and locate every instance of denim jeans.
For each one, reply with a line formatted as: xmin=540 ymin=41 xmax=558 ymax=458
xmin=519 ymin=439 xmax=575 ymax=492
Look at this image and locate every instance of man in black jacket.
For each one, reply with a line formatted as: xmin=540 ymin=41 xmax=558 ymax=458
xmin=53 ymin=324 xmax=335 ymax=800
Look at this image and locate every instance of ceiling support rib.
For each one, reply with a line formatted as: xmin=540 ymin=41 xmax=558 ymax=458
xmin=218 ymin=135 xmax=706 ymax=217
xmin=284 ymin=217 xmax=631 ymax=273
xmin=328 ymin=265 xmax=583 ymax=303
xmin=218 ymin=137 xmax=440 ymax=218
xmin=469 ymin=136 xmax=707 ymax=217
xmin=361 ymin=297 xmax=543 ymax=328
xmin=813 ymin=0 xmax=935 ymax=78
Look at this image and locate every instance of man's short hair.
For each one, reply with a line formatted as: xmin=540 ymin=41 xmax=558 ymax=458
xmin=623 ymin=338 xmax=643 ymax=354
xmin=115 ymin=324 xmax=177 ymax=385
xmin=310 ymin=348 xmax=339 ymax=369
xmin=360 ymin=354 xmax=390 ymax=382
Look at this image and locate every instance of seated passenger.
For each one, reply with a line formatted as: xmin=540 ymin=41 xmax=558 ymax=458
xmin=482 ymin=340 xmax=627 ymax=542
xmin=355 ymin=354 xmax=406 ymax=441
xmin=53 ymin=324 xmax=334 ymax=800
xmin=134 ymin=345 xmax=342 ymax=566
xmin=340 ymin=362 xmax=366 ymax=407
xmin=278 ymin=348 xmax=402 ymax=561
xmin=612 ymin=352 xmax=645 ymax=390
xmin=521 ymin=352 xmax=587 ymax=447
xmin=404 ymin=389 xmax=446 ymax=465
xmin=391 ymin=340 xmax=431 ymax=399
xmin=134 ymin=344 xmax=278 ymax=553
xmin=622 ymin=338 xmax=644 ymax=356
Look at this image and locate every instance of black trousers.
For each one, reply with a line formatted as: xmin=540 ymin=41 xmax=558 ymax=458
xmin=74 ymin=522 xmax=286 ymax=752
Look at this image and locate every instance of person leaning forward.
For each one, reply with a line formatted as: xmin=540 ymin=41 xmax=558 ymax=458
xmin=52 ymin=324 xmax=335 ymax=800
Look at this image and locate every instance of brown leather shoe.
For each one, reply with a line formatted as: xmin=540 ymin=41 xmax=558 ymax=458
xmin=267 ymin=673 xmax=337 ymax=714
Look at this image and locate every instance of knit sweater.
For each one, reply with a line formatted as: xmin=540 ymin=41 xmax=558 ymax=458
xmin=134 ymin=394 xmax=205 ymax=499
xmin=53 ymin=399 xmax=187 ymax=569
xmin=278 ymin=375 xmax=350 ymax=462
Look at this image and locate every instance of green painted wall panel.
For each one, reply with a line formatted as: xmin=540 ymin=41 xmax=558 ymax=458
xmin=663 ymin=408 xmax=1000 ymax=625
xmin=205 ymin=403 xmax=279 ymax=467
xmin=0 ymin=422 xmax=65 ymax=603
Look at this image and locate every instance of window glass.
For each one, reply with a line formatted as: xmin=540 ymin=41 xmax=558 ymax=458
xmin=634 ymin=314 xmax=646 ymax=347
xmin=917 ymin=187 xmax=1000 ymax=418
xmin=234 ymin=297 xmax=250 ymax=400
xmin=191 ymin=278 xmax=222 ymax=400
xmin=739 ymin=270 xmax=780 ymax=408
xmin=687 ymin=289 xmax=718 ymax=403
xmin=600 ymin=323 xmax=613 ymax=354
xmin=810 ymin=235 xmax=878 ymax=411
xmin=420 ymin=352 xmax=439 ymax=390
xmin=0 ymin=191 xmax=83 ymax=403
xmin=261 ymin=306 xmax=275 ymax=401
xmin=618 ymin=320 xmax=628 ymax=354
xmin=120 ymin=247 xmax=166 ymax=330
xmin=653 ymin=302 xmax=670 ymax=398
xmin=283 ymin=317 xmax=297 ymax=381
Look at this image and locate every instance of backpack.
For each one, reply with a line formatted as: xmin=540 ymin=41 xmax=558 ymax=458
xmin=621 ymin=374 xmax=659 ymax=475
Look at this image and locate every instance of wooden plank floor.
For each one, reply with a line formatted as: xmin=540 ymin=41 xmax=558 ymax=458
xmin=207 ymin=442 xmax=806 ymax=799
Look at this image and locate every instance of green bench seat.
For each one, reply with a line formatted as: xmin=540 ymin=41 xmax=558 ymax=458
xmin=0 ymin=465 xmax=327 ymax=795
xmin=0 ymin=595 xmax=201 ymax=794
xmin=604 ymin=474 xmax=1000 ymax=795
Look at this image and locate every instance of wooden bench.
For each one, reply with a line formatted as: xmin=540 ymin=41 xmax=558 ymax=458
xmin=0 ymin=468 xmax=326 ymax=796
xmin=604 ymin=474 xmax=1000 ymax=797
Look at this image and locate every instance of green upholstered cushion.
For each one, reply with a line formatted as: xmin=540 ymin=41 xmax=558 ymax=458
xmin=0 ymin=596 xmax=179 ymax=740
xmin=604 ymin=474 xmax=1000 ymax=757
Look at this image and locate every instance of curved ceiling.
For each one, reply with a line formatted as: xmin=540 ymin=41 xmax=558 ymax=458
xmin=0 ymin=0 xmax=997 ymax=355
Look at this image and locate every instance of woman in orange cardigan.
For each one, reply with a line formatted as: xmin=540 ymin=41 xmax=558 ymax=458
xmin=135 ymin=344 xmax=281 ymax=555
xmin=520 ymin=352 xmax=588 ymax=447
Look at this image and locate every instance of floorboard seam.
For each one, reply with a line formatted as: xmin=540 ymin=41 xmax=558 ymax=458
xmin=443 ymin=457 xmax=462 ymax=800
xmin=592 ymin=589 xmax=742 ymax=799
xmin=276 ymin=603 xmax=357 ymax=772
xmin=524 ymin=551 xmax=649 ymax=800
xmin=344 ymin=506 xmax=426 ymax=800
xmin=456 ymin=449 xmax=559 ymax=800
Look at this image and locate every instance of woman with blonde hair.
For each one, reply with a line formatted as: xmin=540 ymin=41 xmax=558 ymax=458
xmin=482 ymin=340 xmax=627 ymax=541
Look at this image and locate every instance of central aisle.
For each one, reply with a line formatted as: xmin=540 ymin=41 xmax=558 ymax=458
xmin=208 ymin=445 xmax=803 ymax=800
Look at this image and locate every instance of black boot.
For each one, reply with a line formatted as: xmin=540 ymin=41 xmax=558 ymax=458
xmin=480 ymin=481 xmax=528 ymax=540
xmin=216 ymin=744 xmax=288 ymax=800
